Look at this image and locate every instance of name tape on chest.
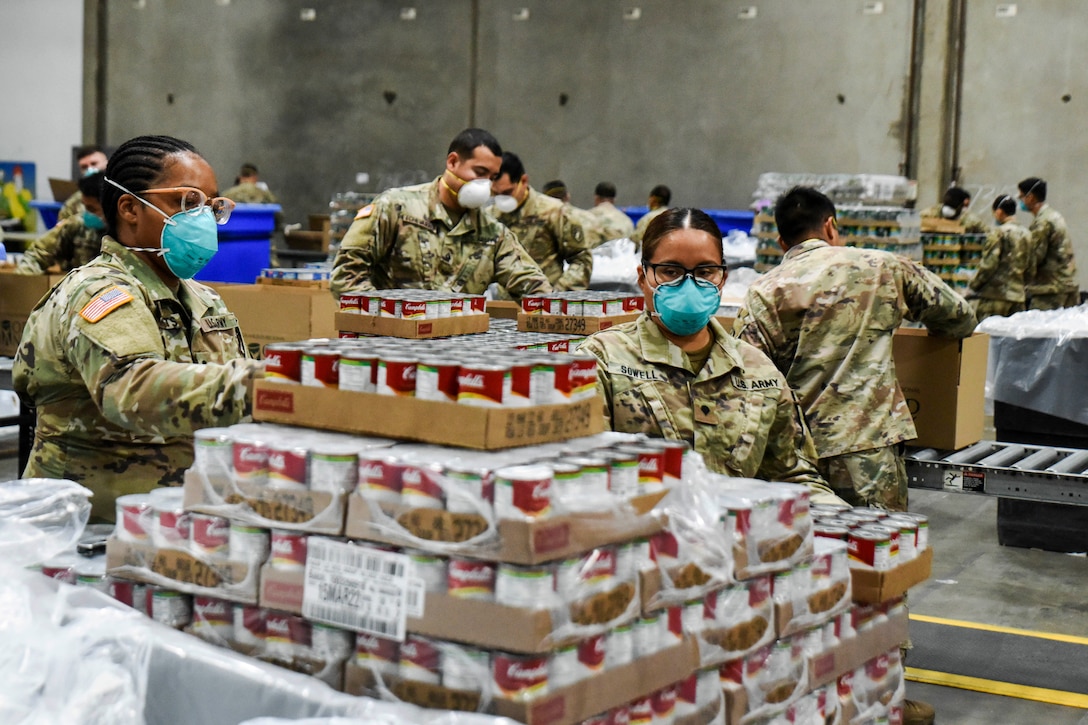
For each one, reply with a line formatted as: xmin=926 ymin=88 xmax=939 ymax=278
xmin=402 ymin=215 xmax=437 ymax=234
xmin=198 ymin=314 xmax=239 ymax=333
xmin=731 ymin=375 xmax=781 ymax=391
xmin=611 ymin=363 xmax=665 ymax=381
xmin=79 ymin=285 xmax=135 ymax=323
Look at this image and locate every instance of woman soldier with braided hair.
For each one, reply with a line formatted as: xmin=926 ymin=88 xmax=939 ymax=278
xmin=14 ymin=135 xmax=264 ymax=521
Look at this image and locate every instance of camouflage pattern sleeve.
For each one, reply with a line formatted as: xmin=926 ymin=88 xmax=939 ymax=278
xmin=66 ymin=283 xmax=260 ymax=436
xmin=731 ymin=296 xmax=792 ymax=376
xmin=491 ymin=227 xmax=553 ymax=299
xmin=330 ymin=200 xmax=394 ymax=296
xmin=553 ymin=208 xmax=593 ymax=291
xmin=968 ymin=227 xmax=1003 ymax=294
xmin=759 ymin=386 xmax=835 ymax=497
xmin=15 ymin=220 xmax=70 ymax=274
xmin=57 ymin=191 xmax=83 ymax=224
xmin=900 ymin=258 xmax=977 ymax=337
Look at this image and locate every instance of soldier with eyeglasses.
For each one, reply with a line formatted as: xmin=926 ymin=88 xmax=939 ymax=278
xmin=578 ymin=207 xmax=842 ymax=504
xmin=14 ymin=135 xmax=263 ymax=522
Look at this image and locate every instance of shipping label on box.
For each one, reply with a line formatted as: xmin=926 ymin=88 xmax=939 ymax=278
xmin=894 ymin=329 xmax=988 ymax=450
xmin=183 ymin=469 xmax=347 ymax=535
xmin=516 ymin=312 xmax=639 ymax=335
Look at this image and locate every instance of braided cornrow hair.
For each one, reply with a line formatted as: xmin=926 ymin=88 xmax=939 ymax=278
xmin=101 ymin=135 xmax=199 ymax=236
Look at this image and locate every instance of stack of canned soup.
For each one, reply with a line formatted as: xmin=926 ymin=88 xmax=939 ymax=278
xmin=338 ymin=289 xmax=488 ymax=319
xmin=811 ymin=503 xmax=928 ymax=573
xmin=264 ymin=334 xmax=600 ymax=408
xmin=519 ymin=290 xmax=644 ymax=317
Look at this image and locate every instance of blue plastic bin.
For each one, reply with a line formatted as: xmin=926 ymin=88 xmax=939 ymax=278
xmin=196 ymin=204 xmax=281 ymax=284
xmin=29 ymin=200 xmax=63 ymax=230
xmin=620 ymin=207 xmax=754 ymax=236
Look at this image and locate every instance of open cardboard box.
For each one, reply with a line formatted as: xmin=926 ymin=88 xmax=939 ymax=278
xmin=336 ymin=311 xmax=489 ymax=339
xmin=849 ymin=546 xmax=932 ymax=604
xmin=209 ymin=282 xmax=338 ymax=358
xmin=486 ymin=300 xmax=522 ymax=320
xmin=345 ymin=489 xmax=666 ymax=565
xmin=516 ymin=313 xmax=639 ymax=335
xmin=106 ymin=536 xmax=258 ymax=604
xmin=252 ymin=381 xmax=603 ymax=451
xmin=0 ymin=271 xmax=66 ymax=356
xmin=257 ymin=277 xmax=330 ymax=290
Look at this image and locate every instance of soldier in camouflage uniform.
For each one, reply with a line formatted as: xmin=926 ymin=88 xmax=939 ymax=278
xmin=919 ymin=186 xmax=988 ymax=233
xmin=222 ymin=163 xmax=279 ymax=204
xmin=491 ymin=152 xmax=592 ymax=292
xmin=1018 ymin=177 xmax=1080 ymax=310
xmin=17 ymin=172 xmax=106 ymax=274
xmin=734 ymin=187 xmax=976 ymax=512
xmin=14 ymin=136 xmax=262 ymax=522
xmin=330 ymin=129 xmax=551 ymax=300
xmin=579 ymin=207 xmax=838 ymax=502
xmin=56 ymin=146 xmax=110 ymax=225
xmin=630 ymin=184 xmax=672 ymax=248
xmin=967 ymin=195 xmax=1031 ymax=321
xmin=582 ymin=181 xmax=636 ymax=248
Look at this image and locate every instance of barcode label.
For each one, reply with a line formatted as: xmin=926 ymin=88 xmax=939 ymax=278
xmin=302 ymin=538 xmax=414 ymax=641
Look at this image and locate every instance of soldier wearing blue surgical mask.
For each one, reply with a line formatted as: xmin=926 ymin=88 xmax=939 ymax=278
xmin=56 ymin=145 xmax=110 ymax=225
xmin=1017 ymin=176 xmax=1079 ymax=310
xmin=578 ymin=207 xmax=842 ymax=504
xmin=14 ymin=134 xmax=263 ymax=522
xmin=16 ymin=171 xmax=108 ymax=274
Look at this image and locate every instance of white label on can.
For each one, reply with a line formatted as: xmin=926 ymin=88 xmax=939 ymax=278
xmin=302 ymin=538 xmax=421 ymax=641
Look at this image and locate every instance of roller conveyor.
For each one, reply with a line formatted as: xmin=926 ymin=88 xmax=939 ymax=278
xmin=905 ymin=440 xmax=1088 ymax=505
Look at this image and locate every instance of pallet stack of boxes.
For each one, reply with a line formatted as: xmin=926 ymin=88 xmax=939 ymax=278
xmin=101 ymin=295 xmax=933 ymax=724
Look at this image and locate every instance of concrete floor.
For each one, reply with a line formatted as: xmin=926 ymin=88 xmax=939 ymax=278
xmin=2 ymin=440 xmax=1087 ymax=723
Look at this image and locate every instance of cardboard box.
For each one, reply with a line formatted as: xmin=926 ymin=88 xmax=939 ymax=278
xmin=894 ymin=329 xmax=988 ymax=450
xmin=336 ymin=311 xmax=489 ymax=339
xmin=807 ymin=605 xmax=909 ymax=688
xmin=920 ymin=218 xmax=965 ymax=234
xmin=345 ymin=490 xmax=666 ymax=565
xmin=260 ymin=561 xmax=306 ymax=613
xmin=210 ymin=283 xmax=338 ymax=357
xmin=183 ymin=469 xmax=347 ymax=536
xmin=106 ymin=536 xmax=258 ymax=604
xmin=516 ymin=313 xmax=639 ymax=335
xmin=849 ymin=546 xmax=932 ymax=604
xmin=486 ymin=300 xmax=522 ymax=320
xmin=0 ymin=272 xmax=65 ymax=357
xmin=256 ymin=277 xmax=330 ymax=290
xmin=252 ymin=380 xmax=603 ymax=450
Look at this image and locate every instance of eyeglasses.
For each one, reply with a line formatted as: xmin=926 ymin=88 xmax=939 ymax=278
xmin=643 ymin=262 xmax=727 ymax=288
xmin=105 ymin=177 xmax=235 ymax=225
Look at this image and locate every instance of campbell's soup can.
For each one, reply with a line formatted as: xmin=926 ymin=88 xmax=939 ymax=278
xmin=400 ymin=635 xmax=442 ymax=684
xmin=814 ymin=523 xmax=851 ymax=542
xmin=416 ymin=357 xmax=460 ymax=402
xmin=862 ymin=523 xmax=900 ymax=560
xmin=623 ymin=295 xmax=644 ymax=313
xmin=568 ymin=355 xmax=598 ymax=401
xmin=578 ymin=634 xmax=608 ymax=678
xmin=115 ymin=493 xmax=153 ymax=542
xmin=301 ymin=347 xmax=340 ymax=388
xmin=233 ymin=604 xmax=265 ymax=647
xmin=399 ymin=462 xmax=446 ymax=510
xmin=190 ymin=513 xmax=231 ymax=558
xmin=267 ymin=443 xmax=310 ymax=490
xmin=549 ymin=644 xmax=581 ymax=688
xmin=192 ymin=596 xmax=234 ymax=641
xmin=495 ymin=563 xmax=557 ymax=609
xmin=440 ymin=643 xmax=489 ymax=692
xmin=339 ymin=351 xmax=377 ymax=393
xmin=270 ymin=529 xmax=308 ymax=570
xmin=193 ymin=427 xmax=235 ymax=475
xmin=567 ymin=456 xmax=610 ymax=500
xmin=312 ymin=622 xmax=355 ymax=661
xmin=355 ymin=633 xmax=400 ymax=677
xmin=521 ymin=295 xmax=546 ymax=315
xmin=448 ymin=558 xmax=497 ymax=600
xmin=230 ymin=524 xmax=271 ymax=566
xmin=466 ymin=294 xmax=486 ymax=315
xmin=449 ymin=296 xmax=465 ymax=317
xmin=899 ymin=512 xmax=929 ymax=550
xmin=148 ymin=587 xmax=193 ymax=629
xmin=629 ymin=695 xmax=654 ymax=724
xmin=264 ymin=611 xmax=312 ymax=657
xmin=652 ymin=685 xmax=678 ymax=721
xmin=493 ymin=652 xmax=550 ymax=701
xmin=444 ymin=463 xmax=493 ymax=517
xmin=848 ymin=529 xmax=891 ymax=570
xmin=233 ymin=436 xmax=269 ymax=484
xmin=457 ymin=363 xmax=510 ymax=407
xmin=406 ymin=549 xmax=448 ymax=593
xmin=41 ymin=557 xmax=77 ymax=584
xmin=150 ymin=487 xmax=190 ymax=548
xmin=107 ymin=577 xmax=136 ymax=606
xmin=633 ymin=614 xmax=662 ymax=656
xmin=263 ymin=343 xmax=305 ymax=383
xmin=357 ymin=454 xmax=402 ymax=506
xmin=508 ymin=359 xmax=534 ymax=407
xmin=599 ymin=449 xmax=639 ymax=498
xmin=640 ymin=438 xmax=689 ymax=482
xmin=493 ymin=465 xmax=553 ymax=519
xmin=309 ymin=443 xmax=358 ymax=494
xmin=377 ymin=356 xmax=417 ymax=397
xmin=555 ymin=547 xmax=617 ymax=599
xmin=73 ymin=560 xmax=109 ymax=593
xmin=339 ymin=292 xmax=364 ymax=314
xmin=550 ymin=357 xmax=573 ymax=402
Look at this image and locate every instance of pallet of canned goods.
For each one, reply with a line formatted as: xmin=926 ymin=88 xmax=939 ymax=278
xmin=106 ymin=487 xmax=267 ymax=604
xmin=258 ymin=265 xmax=332 ymax=288
xmin=253 ymin=338 xmax=604 ymax=450
xmin=336 ymin=289 xmax=490 ymax=339
xmin=183 ymin=422 xmax=397 ymax=536
xmin=517 ymin=291 xmax=643 ymax=334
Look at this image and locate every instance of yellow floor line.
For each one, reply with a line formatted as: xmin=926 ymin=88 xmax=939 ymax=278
xmin=909 ymin=613 xmax=1088 ymax=646
xmin=906 ymin=667 xmax=1088 ymax=709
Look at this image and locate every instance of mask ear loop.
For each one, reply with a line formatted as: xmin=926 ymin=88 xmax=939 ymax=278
xmin=103 ymin=176 xmax=173 ymax=256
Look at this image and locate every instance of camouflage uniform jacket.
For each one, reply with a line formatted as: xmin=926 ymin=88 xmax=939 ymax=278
xmin=583 ymin=201 xmax=636 ymax=247
xmin=578 ymin=315 xmax=830 ymax=492
xmin=631 ymin=206 xmax=668 ymax=245
xmin=14 ymin=238 xmax=262 ymax=520
xmin=919 ymin=204 xmax=989 ymax=233
xmin=15 ymin=216 xmax=105 ymax=274
xmin=495 ymin=187 xmax=593 ymax=290
xmin=969 ymin=220 xmax=1031 ymax=302
xmin=733 ymin=239 xmax=976 ymax=458
xmin=330 ymin=178 xmax=552 ymax=299
xmin=57 ymin=191 xmax=83 ymax=224
xmin=222 ymin=182 xmax=279 ymax=204
xmin=1026 ymin=204 xmax=1078 ymax=296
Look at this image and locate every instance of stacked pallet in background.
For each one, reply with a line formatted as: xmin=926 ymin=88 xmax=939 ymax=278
xmin=920 ymin=220 xmax=987 ymax=292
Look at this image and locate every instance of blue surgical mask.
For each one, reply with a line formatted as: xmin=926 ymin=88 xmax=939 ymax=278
xmin=1019 ymin=200 xmax=1030 ymax=213
xmin=651 ymin=277 xmax=721 ymax=336
xmin=82 ymin=210 xmax=105 ymax=230
xmin=157 ymin=207 xmax=219 ymax=279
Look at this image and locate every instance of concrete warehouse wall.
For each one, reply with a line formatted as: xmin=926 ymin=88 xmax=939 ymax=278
xmin=10 ymin=1 xmax=1085 ymax=287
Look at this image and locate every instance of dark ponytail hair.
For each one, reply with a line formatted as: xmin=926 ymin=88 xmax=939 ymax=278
xmin=101 ymin=135 xmax=199 ymax=236
xmin=641 ymin=207 xmax=723 ymax=263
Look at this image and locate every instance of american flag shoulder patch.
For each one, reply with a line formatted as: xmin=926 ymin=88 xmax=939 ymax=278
xmin=80 ymin=285 xmax=135 ymax=323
